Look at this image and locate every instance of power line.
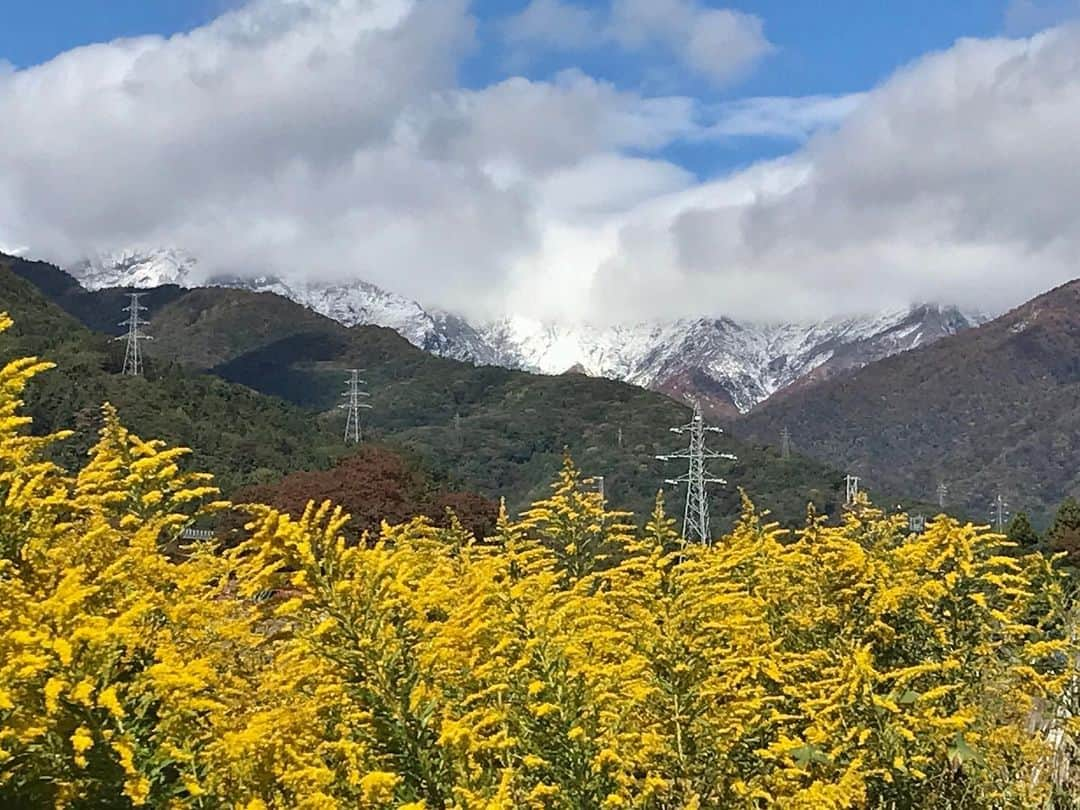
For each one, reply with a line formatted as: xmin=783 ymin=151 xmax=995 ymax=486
xmin=656 ymin=400 xmax=736 ymax=546
xmin=340 ymin=369 xmax=372 ymax=444
xmin=115 ymin=292 xmax=151 ymax=376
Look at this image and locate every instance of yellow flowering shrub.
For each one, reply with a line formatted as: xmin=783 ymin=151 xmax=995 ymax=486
xmin=1 ymin=313 xmax=1078 ymax=808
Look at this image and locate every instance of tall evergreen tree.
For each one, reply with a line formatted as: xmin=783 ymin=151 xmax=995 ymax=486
xmin=1006 ymin=511 xmax=1040 ymax=552
xmin=1047 ymin=496 xmax=1080 ymax=563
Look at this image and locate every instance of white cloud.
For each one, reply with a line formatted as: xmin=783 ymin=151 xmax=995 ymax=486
xmin=579 ymin=26 xmax=1080 ymax=321
xmin=405 ymin=70 xmax=698 ymax=174
xmin=675 ymin=6 xmax=773 ymax=85
xmin=503 ymin=0 xmax=773 ymax=86
xmin=501 ymin=0 xmax=599 ymax=50
xmin=536 ymin=154 xmax=694 ymax=217
xmin=1005 ymin=0 xmax=1080 ymax=33
xmin=3 ymin=0 xmax=1080 ymax=326
xmin=702 ymin=93 xmax=865 ymax=141
xmin=0 ymin=0 xmax=697 ymax=318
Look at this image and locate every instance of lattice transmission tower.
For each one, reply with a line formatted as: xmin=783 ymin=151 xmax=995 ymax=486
xmin=845 ymin=474 xmax=860 ymax=506
xmin=781 ymin=426 xmax=791 ymax=460
xmin=937 ymin=481 xmax=948 ymax=509
xmin=990 ymin=493 xmax=1010 ymax=533
xmin=341 ymin=369 xmax=372 ymax=444
xmin=116 ymin=293 xmax=151 ymax=376
xmin=656 ymin=400 xmax=736 ymax=545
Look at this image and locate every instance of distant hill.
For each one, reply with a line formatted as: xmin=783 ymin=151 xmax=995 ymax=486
xmin=4 ymin=252 xmax=848 ymax=527
xmin=739 ymin=279 xmax=1080 ymax=525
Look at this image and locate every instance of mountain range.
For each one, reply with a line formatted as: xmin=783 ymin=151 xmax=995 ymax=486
xmin=3 ymin=251 xmax=850 ymax=527
xmin=35 ymin=246 xmax=1080 ymax=528
xmin=72 ymin=249 xmax=985 ymax=418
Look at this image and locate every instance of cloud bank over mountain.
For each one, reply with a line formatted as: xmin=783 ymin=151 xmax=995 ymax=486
xmin=1 ymin=0 xmax=1079 ymax=322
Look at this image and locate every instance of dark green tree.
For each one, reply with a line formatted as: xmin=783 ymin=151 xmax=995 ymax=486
xmin=1005 ymin=511 xmax=1040 ymax=553
xmin=1047 ymin=497 xmax=1080 ymax=564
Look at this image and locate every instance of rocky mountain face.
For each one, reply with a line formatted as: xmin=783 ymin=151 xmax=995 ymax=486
xmin=474 ymin=308 xmax=982 ymax=418
xmin=70 ymin=248 xmax=197 ymax=290
xmin=71 ymin=250 xmax=983 ymax=416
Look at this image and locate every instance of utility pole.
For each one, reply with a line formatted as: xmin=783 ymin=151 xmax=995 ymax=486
xmin=990 ymin=493 xmax=1010 ymax=533
xmin=116 ymin=292 xmax=151 ymax=376
xmin=845 ymin=474 xmax=860 ymax=506
xmin=656 ymin=400 xmax=736 ymax=546
xmin=341 ymin=369 xmax=372 ymax=444
xmin=781 ymin=426 xmax=791 ymax=460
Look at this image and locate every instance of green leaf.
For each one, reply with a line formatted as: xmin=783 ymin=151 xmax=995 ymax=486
xmin=898 ymin=689 xmax=920 ymax=705
xmin=790 ymin=744 xmax=831 ymax=769
xmin=947 ymin=733 xmax=982 ymax=767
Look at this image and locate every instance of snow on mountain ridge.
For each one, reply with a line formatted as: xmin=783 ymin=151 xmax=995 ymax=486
xmin=74 ymin=248 xmax=198 ymax=290
xmin=202 ymin=273 xmax=440 ymax=350
xmin=67 ymin=250 xmax=982 ymax=413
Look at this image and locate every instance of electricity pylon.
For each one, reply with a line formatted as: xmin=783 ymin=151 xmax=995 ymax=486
xmin=656 ymin=400 xmax=736 ymax=546
xmin=116 ymin=293 xmax=151 ymax=376
xmin=937 ymin=481 xmax=948 ymax=509
xmin=781 ymin=426 xmax=791 ymax=460
xmin=845 ymin=474 xmax=860 ymax=506
xmin=990 ymin=493 xmax=1010 ymax=533
xmin=341 ymin=369 xmax=372 ymax=444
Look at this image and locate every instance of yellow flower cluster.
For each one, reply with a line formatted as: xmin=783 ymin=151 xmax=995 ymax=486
xmin=0 ymin=313 xmax=1078 ymax=809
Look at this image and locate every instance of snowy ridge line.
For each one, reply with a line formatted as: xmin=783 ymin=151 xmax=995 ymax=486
xmin=70 ymin=250 xmax=985 ymax=413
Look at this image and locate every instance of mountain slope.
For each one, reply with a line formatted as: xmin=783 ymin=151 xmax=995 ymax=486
xmin=738 ymin=279 xmax=1080 ymax=524
xmin=479 ymin=307 xmax=980 ymax=418
xmin=69 ymin=250 xmax=982 ymax=416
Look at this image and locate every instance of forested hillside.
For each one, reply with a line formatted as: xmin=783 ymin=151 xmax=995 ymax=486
xmin=0 ymin=259 xmax=344 ymax=493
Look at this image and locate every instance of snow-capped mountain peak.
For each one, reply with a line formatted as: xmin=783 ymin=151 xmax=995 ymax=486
xmin=213 ymin=274 xmax=443 ymax=350
xmin=67 ymin=249 xmax=983 ymax=415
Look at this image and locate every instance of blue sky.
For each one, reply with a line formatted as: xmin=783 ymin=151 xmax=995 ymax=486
xmin=2 ymin=2 xmax=224 ymax=66
xmin=1 ymin=1 xmax=1014 ymax=177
